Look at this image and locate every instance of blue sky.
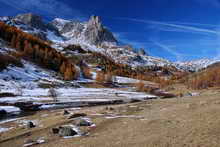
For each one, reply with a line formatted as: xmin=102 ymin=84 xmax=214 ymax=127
xmin=1 ymin=0 xmax=220 ymax=61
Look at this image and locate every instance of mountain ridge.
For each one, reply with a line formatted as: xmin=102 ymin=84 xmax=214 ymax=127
xmin=0 ymin=13 xmax=217 ymax=72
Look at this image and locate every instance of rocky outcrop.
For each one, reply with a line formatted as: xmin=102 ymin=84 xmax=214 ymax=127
xmin=84 ymin=16 xmax=117 ymax=45
xmin=58 ymin=126 xmax=78 ymax=137
xmin=51 ymin=19 xmax=84 ymax=36
xmin=51 ymin=15 xmax=118 ymax=46
xmin=0 ymin=13 xmax=182 ymax=73
xmin=15 ymin=13 xmax=47 ymax=30
xmin=138 ymin=48 xmax=147 ymax=56
xmin=27 ymin=121 xmax=36 ymax=129
xmin=0 ymin=13 xmax=62 ymax=41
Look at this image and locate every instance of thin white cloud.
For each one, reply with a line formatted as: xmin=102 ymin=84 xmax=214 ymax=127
xmin=114 ymin=32 xmax=150 ymax=48
xmin=0 ymin=0 xmax=86 ymax=20
xmin=150 ymin=20 xmax=219 ymax=35
xmin=115 ymin=17 xmax=220 ymax=35
xmin=151 ymin=40 xmax=202 ymax=61
xmin=151 ymin=40 xmax=183 ymax=61
xmin=168 ymin=22 xmax=219 ymax=28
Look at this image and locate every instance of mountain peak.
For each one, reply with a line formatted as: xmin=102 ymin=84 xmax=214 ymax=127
xmin=15 ymin=13 xmax=46 ymax=30
xmin=51 ymin=18 xmax=71 ymax=31
xmin=88 ymin=15 xmax=102 ymax=27
xmin=84 ymin=15 xmax=117 ymax=45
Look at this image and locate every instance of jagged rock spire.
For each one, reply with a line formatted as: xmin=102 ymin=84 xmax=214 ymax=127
xmin=84 ymin=15 xmax=117 ymax=45
xmin=88 ymin=15 xmax=102 ymax=28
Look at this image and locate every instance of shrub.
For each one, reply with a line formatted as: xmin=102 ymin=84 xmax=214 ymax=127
xmin=135 ymin=81 xmax=155 ymax=93
xmin=95 ymin=71 xmax=115 ymax=84
xmin=135 ymin=81 xmax=145 ymax=92
xmin=185 ymin=67 xmax=220 ymax=90
xmin=0 ymin=53 xmax=23 ymax=71
xmin=63 ymin=64 xmax=79 ymax=80
xmin=105 ymin=73 xmax=114 ymax=83
xmin=96 ymin=71 xmax=105 ymax=83
xmin=0 ymin=21 xmax=79 ymax=80
xmin=83 ymin=51 xmax=179 ymax=87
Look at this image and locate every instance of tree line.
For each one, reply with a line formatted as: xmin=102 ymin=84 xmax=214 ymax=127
xmin=0 ymin=21 xmax=79 ymax=80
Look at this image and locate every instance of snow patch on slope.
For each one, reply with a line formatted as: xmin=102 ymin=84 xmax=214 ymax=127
xmin=175 ymin=59 xmax=220 ymax=71
xmin=0 ymin=106 xmax=20 ymax=113
xmin=52 ymin=18 xmax=71 ymax=31
xmin=47 ymin=30 xmax=64 ymax=43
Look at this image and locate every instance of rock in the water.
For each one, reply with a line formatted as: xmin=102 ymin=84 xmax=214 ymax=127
xmin=68 ymin=113 xmax=87 ymax=119
xmin=63 ymin=110 xmax=70 ymax=115
xmin=58 ymin=126 xmax=78 ymax=137
xmin=27 ymin=121 xmax=35 ymax=129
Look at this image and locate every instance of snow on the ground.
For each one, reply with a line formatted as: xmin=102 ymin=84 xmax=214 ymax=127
xmin=0 ymin=127 xmax=14 ymax=133
xmin=0 ymin=96 xmax=52 ymax=103
xmin=0 ymin=118 xmax=23 ymax=125
xmin=91 ymin=70 xmax=156 ymax=85
xmin=0 ymin=88 xmax=53 ymax=103
xmin=0 ymin=58 xmax=70 ymax=98
xmin=47 ymin=30 xmax=64 ymax=43
xmin=115 ymin=76 xmax=140 ymax=84
xmin=0 ymin=59 xmax=62 ymax=93
xmin=17 ymin=119 xmax=40 ymax=127
xmin=0 ymin=87 xmax=157 ymax=103
xmin=175 ymin=58 xmax=220 ymax=71
xmin=57 ymin=88 xmax=157 ymax=102
xmin=0 ymin=106 xmax=21 ymax=113
xmin=91 ymin=71 xmax=140 ymax=84
xmin=39 ymin=104 xmax=57 ymax=109
xmin=0 ymin=60 xmax=56 ymax=82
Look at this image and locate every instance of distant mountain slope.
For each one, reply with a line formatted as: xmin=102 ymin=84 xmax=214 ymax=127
xmin=0 ymin=39 xmax=68 ymax=91
xmin=0 ymin=13 xmax=178 ymax=71
xmin=2 ymin=13 xmax=220 ymax=73
xmin=175 ymin=59 xmax=220 ymax=72
xmin=0 ymin=13 xmax=63 ymax=42
xmin=0 ymin=21 xmax=79 ymax=80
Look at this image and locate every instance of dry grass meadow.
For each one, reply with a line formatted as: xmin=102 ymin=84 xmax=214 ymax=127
xmin=1 ymin=88 xmax=220 ymax=147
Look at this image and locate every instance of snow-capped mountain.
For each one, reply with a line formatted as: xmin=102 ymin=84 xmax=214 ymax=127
xmin=1 ymin=13 xmax=220 ymax=73
xmin=51 ymin=15 xmax=118 ymax=46
xmin=0 ymin=13 xmax=63 ymax=42
xmin=0 ymin=13 xmax=178 ymax=71
xmin=175 ymin=59 xmax=220 ymax=72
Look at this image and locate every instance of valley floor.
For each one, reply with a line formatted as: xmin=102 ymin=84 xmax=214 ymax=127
xmin=1 ymin=89 xmax=220 ymax=147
